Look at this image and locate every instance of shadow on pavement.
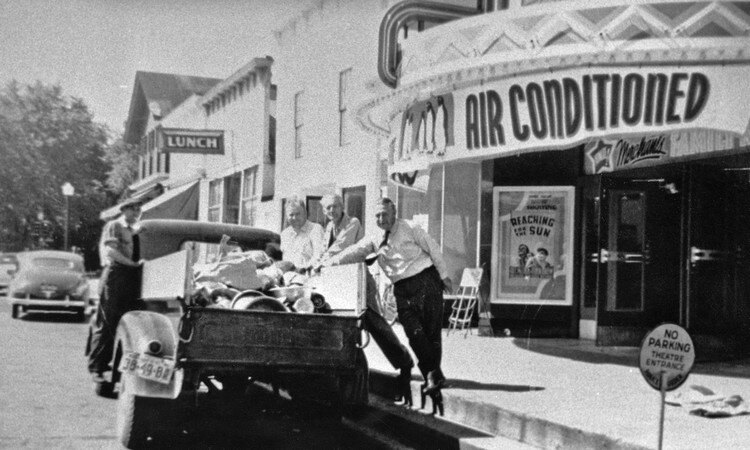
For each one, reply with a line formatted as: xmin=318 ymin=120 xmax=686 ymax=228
xmin=446 ymin=379 xmax=545 ymax=392
xmin=512 ymin=338 xmax=750 ymax=380
xmin=19 ymin=311 xmax=87 ymax=324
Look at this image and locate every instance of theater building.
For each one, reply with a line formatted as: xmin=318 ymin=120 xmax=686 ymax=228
xmin=358 ymin=0 xmax=750 ymax=354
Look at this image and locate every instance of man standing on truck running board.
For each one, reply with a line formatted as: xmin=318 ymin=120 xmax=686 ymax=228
xmin=87 ymin=199 xmax=144 ymax=383
xmin=313 ymin=194 xmax=415 ymax=406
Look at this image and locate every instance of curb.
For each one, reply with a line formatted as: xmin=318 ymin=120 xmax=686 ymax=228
xmin=368 ymin=369 xmax=651 ymax=450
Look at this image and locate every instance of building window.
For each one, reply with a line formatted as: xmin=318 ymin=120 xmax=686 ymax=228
xmin=343 ymin=185 xmax=366 ymax=234
xmin=306 ymin=196 xmax=326 ymax=227
xmin=208 ymin=179 xmax=222 ymax=222
xmin=339 ymin=68 xmax=352 ymax=146
xmin=240 ymin=167 xmax=258 ymax=226
xmin=223 ymin=172 xmax=241 ymax=224
xmin=294 ymin=90 xmax=304 ymax=159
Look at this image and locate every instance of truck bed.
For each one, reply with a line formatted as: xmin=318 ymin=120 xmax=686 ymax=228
xmin=177 ymin=307 xmax=361 ymax=373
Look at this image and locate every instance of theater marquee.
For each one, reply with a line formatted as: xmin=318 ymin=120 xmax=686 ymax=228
xmin=392 ymin=65 xmax=750 ymax=172
xmin=159 ymin=129 xmax=224 ymax=155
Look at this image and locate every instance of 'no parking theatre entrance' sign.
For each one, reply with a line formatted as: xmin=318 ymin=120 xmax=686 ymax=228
xmin=639 ymin=323 xmax=696 ymax=391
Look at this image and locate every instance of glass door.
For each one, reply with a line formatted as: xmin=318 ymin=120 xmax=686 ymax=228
xmin=686 ymin=166 xmax=750 ymax=338
xmin=596 ymin=176 xmax=682 ymax=345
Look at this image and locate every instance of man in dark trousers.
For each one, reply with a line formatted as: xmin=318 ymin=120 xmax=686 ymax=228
xmin=87 ymin=199 xmax=144 ymax=382
xmin=315 ymin=194 xmax=415 ymax=405
xmin=324 ymin=197 xmax=452 ymax=414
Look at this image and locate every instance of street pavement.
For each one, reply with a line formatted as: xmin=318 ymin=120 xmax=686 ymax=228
xmin=0 ymin=300 xmax=393 ymax=449
xmin=363 ymin=324 xmax=750 ymax=450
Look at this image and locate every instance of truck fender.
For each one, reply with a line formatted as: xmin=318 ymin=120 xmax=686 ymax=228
xmin=114 ymin=310 xmax=183 ymax=399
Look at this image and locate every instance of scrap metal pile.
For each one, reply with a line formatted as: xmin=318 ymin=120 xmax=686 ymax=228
xmin=187 ymin=245 xmax=331 ymax=314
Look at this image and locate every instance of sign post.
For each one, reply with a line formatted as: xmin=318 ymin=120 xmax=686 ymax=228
xmin=639 ymin=323 xmax=695 ymax=450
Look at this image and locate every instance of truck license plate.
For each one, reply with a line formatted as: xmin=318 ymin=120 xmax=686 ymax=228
xmin=118 ymin=352 xmax=174 ymax=384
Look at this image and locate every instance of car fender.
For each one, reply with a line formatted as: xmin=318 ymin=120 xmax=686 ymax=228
xmin=115 ymin=310 xmax=183 ymax=399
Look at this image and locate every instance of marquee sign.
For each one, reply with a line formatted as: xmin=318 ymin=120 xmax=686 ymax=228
xmin=393 ymin=65 xmax=750 ymax=172
xmin=159 ymin=128 xmax=224 ymax=155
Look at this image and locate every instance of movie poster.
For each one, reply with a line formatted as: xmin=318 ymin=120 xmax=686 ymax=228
xmin=491 ymin=186 xmax=574 ymax=305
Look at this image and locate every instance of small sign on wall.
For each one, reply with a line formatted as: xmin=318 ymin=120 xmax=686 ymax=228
xmin=159 ymin=128 xmax=224 ymax=155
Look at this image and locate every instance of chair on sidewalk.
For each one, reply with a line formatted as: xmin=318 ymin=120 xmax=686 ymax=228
xmin=444 ymin=268 xmax=483 ymax=337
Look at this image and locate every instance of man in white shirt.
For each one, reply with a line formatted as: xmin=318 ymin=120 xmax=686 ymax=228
xmin=315 ymin=194 xmax=414 ymax=405
xmin=280 ymin=196 xmax=324 ymax=272
xmin=325 ymin=197 xmax=452 ymax=414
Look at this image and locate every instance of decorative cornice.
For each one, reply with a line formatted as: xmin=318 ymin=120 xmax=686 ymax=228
xmin=359 ymin=0 xmax=750 ymax=136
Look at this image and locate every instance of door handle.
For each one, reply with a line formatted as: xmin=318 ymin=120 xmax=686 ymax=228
xmin=599 ymin=249 xmax=646 ymax=264
xmin=690 ymin=247 xmax=729 ymax=264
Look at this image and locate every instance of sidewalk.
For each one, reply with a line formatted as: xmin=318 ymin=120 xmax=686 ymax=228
xmin=363 ymin=325 xmax=750 ymax=450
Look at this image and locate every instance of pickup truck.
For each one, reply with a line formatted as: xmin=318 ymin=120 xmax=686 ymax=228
xmin=89 ymin=219 xmax=368 ymax=448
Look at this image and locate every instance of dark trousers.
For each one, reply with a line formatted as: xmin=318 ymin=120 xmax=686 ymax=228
xmin=364 ymin=273 xmax=413 ymax=370
xmin=392 ymin=266 xmax=444 ymax=379
xmin=87 ymin=264 xmax=142 ymax=374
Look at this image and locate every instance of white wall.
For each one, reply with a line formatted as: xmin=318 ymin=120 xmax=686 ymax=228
xmin=272 ymin=0 xmax=392 ymax=235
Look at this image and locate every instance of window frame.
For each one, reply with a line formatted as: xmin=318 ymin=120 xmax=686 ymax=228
xmin=338 ymin=68 xmax=352 ymax=147
xmin=222 ymin=172 xmax=242 ymax=224
xmin=240 ymin=166 xmax=258 ymax=226
xmin=294 ymin=90 xmax=304 ymax=159
xmin=208 ymin=179 xmax=222 ymax=223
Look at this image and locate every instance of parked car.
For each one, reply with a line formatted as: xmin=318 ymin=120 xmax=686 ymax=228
xmin=0 ymin=252 xmax=17 ymax=293
xmin=8 ymin=250 xmax=90 ymax=320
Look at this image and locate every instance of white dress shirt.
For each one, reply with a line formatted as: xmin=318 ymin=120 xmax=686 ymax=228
xmin=327 ymin=218 xmax=448 ymax=283
xmin=280 ymin=220 xmax=325 ymax=269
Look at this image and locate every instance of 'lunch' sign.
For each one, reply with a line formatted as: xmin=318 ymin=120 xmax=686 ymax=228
xmin=639 ymin=323 xmax=695 ymax=392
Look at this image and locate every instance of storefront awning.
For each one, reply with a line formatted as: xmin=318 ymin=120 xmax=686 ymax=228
xmin=140 ymin=181 xmax=199 ymax=221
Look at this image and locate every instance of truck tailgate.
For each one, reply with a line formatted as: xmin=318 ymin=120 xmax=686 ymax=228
xmin=178 ymin=308 xmax=361 ymax=372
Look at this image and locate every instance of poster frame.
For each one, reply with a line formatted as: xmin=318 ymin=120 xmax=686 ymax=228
xmin=490 ymin=185 xmax=575 ymax=306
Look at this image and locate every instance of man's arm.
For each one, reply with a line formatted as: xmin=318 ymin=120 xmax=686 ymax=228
xmin=323 ymin=236 xmax=375 ymax=267
xmin=103 ymin=243 xmax=140 ymax=267
xmin=412 ymin=224 xmax=452 ymax=291
xmin=101 ymin=221 xmax=141 ymax=267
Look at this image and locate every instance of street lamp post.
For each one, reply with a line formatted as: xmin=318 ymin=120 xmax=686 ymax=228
xmin=61 ymin=182 xmax=75 ymax=251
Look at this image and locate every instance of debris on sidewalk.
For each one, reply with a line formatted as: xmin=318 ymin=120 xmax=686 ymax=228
xmin=666 ymin=385 xmax=750 ymax=418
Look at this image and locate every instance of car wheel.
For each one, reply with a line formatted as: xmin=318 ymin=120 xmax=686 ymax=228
xmin=74 ymin=308 xmax=86 ymax=322
xmin=116 ymin=373 xmax=185 ymax=449
xmin=11 ymin=304 xmax=20 ymax=319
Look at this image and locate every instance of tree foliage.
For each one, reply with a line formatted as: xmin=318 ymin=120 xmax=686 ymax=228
xmin=103 ymin=137 xmax=139 ymax=195
xmin=0 ymin=80 xmax=115 ymax=267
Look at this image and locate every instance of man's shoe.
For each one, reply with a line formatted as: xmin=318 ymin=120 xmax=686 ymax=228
xmin=423 ymin=370 xmax=445 ymax=395
xmin=420 ymin=371 xmax=445 ymax=416
xmin=394 ymin=365 xmax=413 ymax=407
xmin=91 ymin=372 xmax=106 ymax=383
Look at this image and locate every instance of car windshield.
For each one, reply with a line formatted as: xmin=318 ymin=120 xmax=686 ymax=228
xmin=31 ymin=257 xmax=83 ymax=272
xmin=181 ymin=241 xmax=243 ymax=265
xmin=0 ymin=255 xmax=16 ymax=265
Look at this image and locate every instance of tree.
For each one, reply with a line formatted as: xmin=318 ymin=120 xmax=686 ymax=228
xmin=0 ymin=80 xmax=113 ymax=268
xmin=103 ymin=137 xmax=139 ymax=195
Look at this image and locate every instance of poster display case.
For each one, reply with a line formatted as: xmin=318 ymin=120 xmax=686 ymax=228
xmin=491 ymin=186 xmax=575 ymax=305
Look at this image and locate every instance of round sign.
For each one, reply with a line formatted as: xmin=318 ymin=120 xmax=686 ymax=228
xmin=639 ymin=323 xmax=695 ymax=391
